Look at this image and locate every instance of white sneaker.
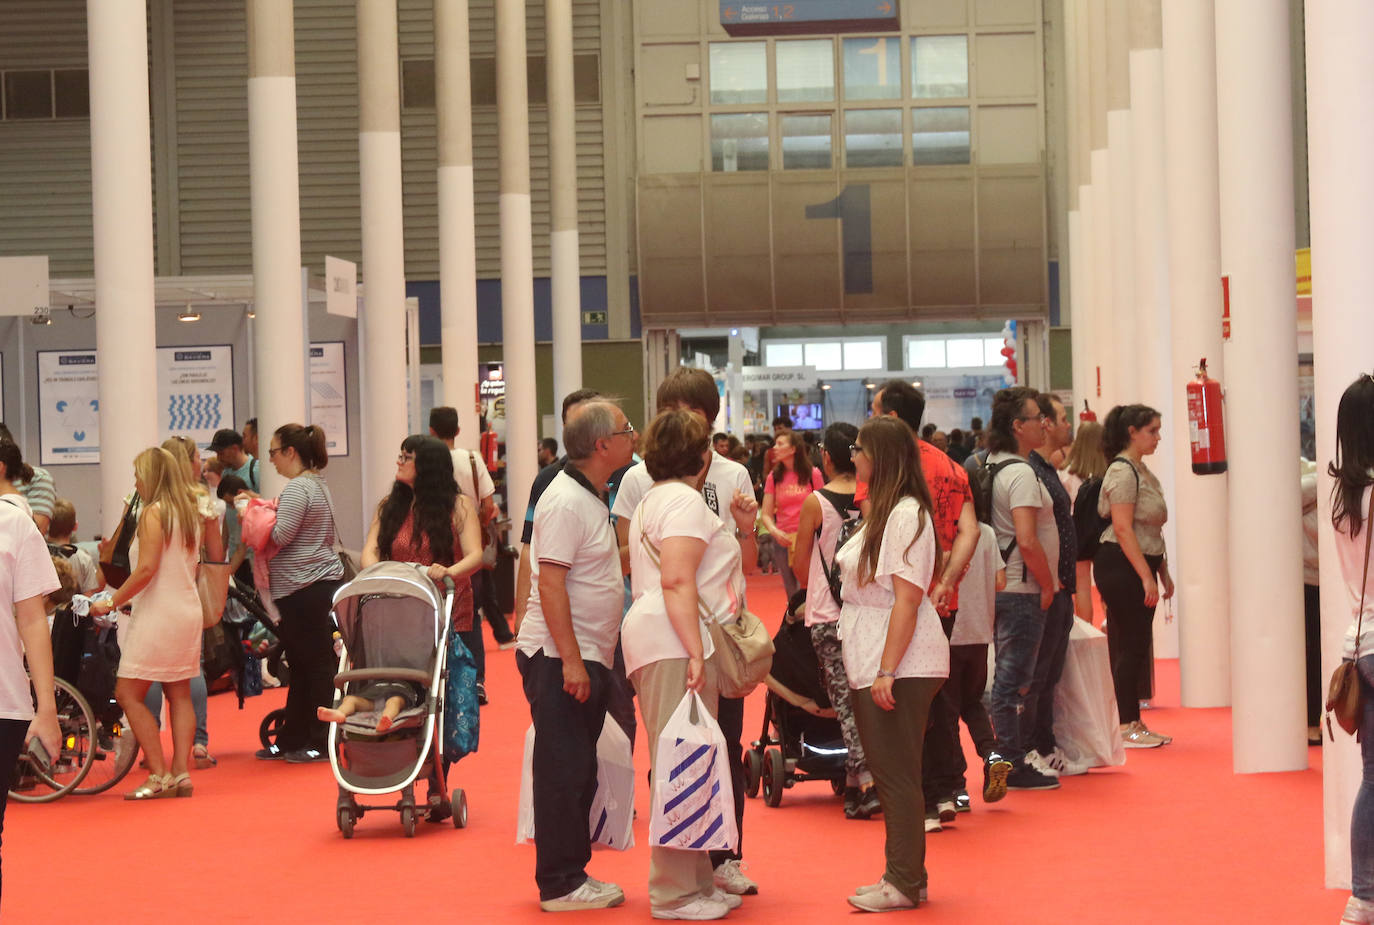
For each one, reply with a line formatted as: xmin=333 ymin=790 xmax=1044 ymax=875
xmin=936 ymin=799 xmax=957 ymax=823
xmin=924 ymin=814 xmax=942 ymax=833
xmin=1046 ymin=746 xmax=1090 ymax=776
xmin=1342 ymin=895 xmax=1374 ymax=924
xmin=855 ymin=878 xmax=926 ymax=902
xmin=539 ymin=877 xmax=626 ymax=912
xmin=708 ymin=889 xmax=743 ymax=910
xmin=1025 ymin=749 xmax=1061 ymax=778
xmin=712 ymin=859 xmax=758 ymax=895
xmin=652 ymin=895 xmax=730 ymax=920
xmin=847 ymin=879 xmax=918 ymax=912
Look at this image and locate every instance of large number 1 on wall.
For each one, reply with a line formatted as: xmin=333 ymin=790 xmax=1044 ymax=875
xmin=805 ymin=184 xmax=874 ymax=295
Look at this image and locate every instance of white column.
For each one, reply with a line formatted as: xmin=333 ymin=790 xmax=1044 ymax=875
xmin=88 ymin=0 xmax=158 ymax=528
xmin=1071 ymin=0 xmax=1096 ymax=414
xmin=1215 ymin=0 xmax=1306 ymax=773
xmin=547 ymin=0 xmax=582 ymax=442
xmin=358 ymin=0 xmax=410 ymax=521
xmin=1128 ymin=0 xmax=1178 ymax=659
xmin=1064 ymin=0 xmax=1090 ymax=408
xmin=1161 ymin=0 xmax=1231 ymax=708
xmin=1088 ymin=0 xmax=1115 ymax=414
xmin=247 ymin=0 xmax=307 ymax=500
xmin=1106 ymin=0 xmax=1137 ymax=403
xmin=436 ymin=0 xmax=481 ymax=450
xmin=498 ymin=0 xmax=539 ymax=537
xmin=1307 ymin=0 xmax=1374 ymax=887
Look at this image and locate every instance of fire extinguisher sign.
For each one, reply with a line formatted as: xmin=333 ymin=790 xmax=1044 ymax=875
xmin=1221 ymin=275 xmax=1231 ymax=340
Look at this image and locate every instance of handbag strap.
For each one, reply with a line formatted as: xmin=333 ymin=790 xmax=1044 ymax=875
xmin=1355 ymin=489 xmax=1374 ymax=650
xmin=312 ymin=474 xmax=347 ymax=554
xmin=635 ymin=503 xmax=713 ymax=624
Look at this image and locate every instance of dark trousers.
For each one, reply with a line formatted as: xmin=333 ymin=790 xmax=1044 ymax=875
xmin=517 ymin=650 xmax=611 ymax=901
xmin=924 ymin=613 xmax=996 ymax=800
xmin=0 ymin=718 xmax=28 ymax=903
xmin=473 ymin=570 xmax=514 ymax=643
xmin=1093 ymin=543 xmax=1161 ymax=724
xmin=608 ymin=639 xmax=637 ymax=749
xmin=273 ymin=579 xmax=343 ymax=751
xmin=1305 ymin=584 xmax=1322 ymax=727
xmin=708 ymin=695 xmax=746 ymax=868
xmin=1026 ymin=589 xmax=1074 ymax=755
xmin=922 ymin=615 xmax=960 ymax=809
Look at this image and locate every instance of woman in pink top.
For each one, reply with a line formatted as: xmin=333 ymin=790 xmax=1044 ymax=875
xmin=761 ymin=431 xmax=823 ymax=602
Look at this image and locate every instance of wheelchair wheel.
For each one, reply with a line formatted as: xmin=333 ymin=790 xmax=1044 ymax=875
xmin=72 ymin=717 xmax=139 ymax=795
xmin=259 ymin=708 xmax=287 ymax=749
xmin=10 ymin=677 xmax=96 ymax=803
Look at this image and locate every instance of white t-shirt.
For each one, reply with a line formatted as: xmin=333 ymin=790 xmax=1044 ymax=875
xmin=987 ymin=451 xmax=1059 ymax=595
xmin=612 ymin=452 xmax=754 ymax=526
xmin=1339 ymin=483 xmax=1374 ymax=660
xmin=951 ymin=523 xmax=998 ymax=646
xmin=805 ymin=489 xmax=857 ymax=627
xmin=836 ymin=497 xmax=949 ymax=687
xmin=517 ymin=469 xmax=624 ymax=668
xmin=621 ymin=481 xmax=745 ymax=678
xmin=0 ymin=493 xmax=33 ymax=518
xmin=0 ymin=504 xmax=61 ymax=720
xmin=452 ymin=447 xmax=496 ymax=503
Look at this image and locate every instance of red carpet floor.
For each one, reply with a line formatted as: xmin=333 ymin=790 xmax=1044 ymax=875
xmin=6 ymin=574 xmax=1345 ymax=923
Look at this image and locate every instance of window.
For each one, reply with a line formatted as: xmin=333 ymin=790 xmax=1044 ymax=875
xmin=911 ymin=36 xmax=968 ymax=99
xmin=845 ymin=109 xmax=903 ymax=168
xmin=763 ymin=338 xmax=884 ymax=371
xmin=984 ymin=337 xmax=1008 ymax=366
xmin=781 ymin=114 xmax=832 ymax=170
xmin=764 ymin=343 xmax=803 ymax=367
xmin=401 ymin=59 xmax=436 ymax=109
xmin=710 ymin=42 xmax=767 ymax=105
xmin=804 ymin=342 xmax=843 ymax=371
xmin=711 ymin=113 xmax=769 ymax=172
xmin=3 ymin=71 xmax=52 ymax=120
xmin=912 ymin=106 xmax=971 ymax=165
xmin=946 ymin=338 xmax=986 ymax=368
xmin=907 ymin=339 xmax=947 ymax=369
xmin=52 ymin=69 xmax=89 ymax=118
xmin=776 ymin=40 xmax=834 ymax=103
xmin=843 ymin=340 xmax=884 ymax=370
xmin=399 ymin=55 xmax=599 ymax=111
xmin=843 ymin=37 xmax=901 ymax=101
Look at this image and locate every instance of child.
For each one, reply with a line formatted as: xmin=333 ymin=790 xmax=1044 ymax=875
xmin=47 ymin=499 xmax=103 ymax=594
xmin=946 ymin=521 xmax=1006 ymax=810
xmin=318 ymin=681 xmax=422 ymax=735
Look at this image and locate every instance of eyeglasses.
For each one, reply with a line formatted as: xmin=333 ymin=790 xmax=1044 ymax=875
xmin=267 ymin=446 xmax=281 ymax=458
xmin=850 ymin=443 xmax=865 ymax=456
xmin=396 ymin=452 xmax=415 ymax=464
xmin=1015 ymin=414 xmax=1047 ymax=424
xmin=610 ymin=422 xmax=636 ymax=437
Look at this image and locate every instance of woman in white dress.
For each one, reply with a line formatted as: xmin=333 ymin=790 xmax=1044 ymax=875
xmin=837 ymin=416 xmax=947 ymax=913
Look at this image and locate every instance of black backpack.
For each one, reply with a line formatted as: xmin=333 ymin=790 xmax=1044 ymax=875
xmin=970 ymin=456 xmax=1034 ymax=563
xmin=815 ymin=489 xmax=861 ymax=608
xmin=1072 ymin=458 xmax=1139 ymax=562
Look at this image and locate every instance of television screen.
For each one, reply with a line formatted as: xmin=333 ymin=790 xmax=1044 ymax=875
xmin=779 ymin=403 xmax=824 ymax=431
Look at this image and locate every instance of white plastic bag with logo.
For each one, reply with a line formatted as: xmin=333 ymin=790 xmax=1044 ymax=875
xmin=516 ymin=715 xmax=636 ymax=850
xmin=648 ymin=691 xmax=738 ymax=853
xmin=1052 ymin=617 xmax=1126 ymax=768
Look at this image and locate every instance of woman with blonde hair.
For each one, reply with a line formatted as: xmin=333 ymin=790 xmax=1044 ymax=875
xmin=837 ymin=416 xmax=946 ymax=912
xmin=91 ymin=447 xmax=223 ymax=798
xmin=1060 ymin=421 xmax=1107 ymax=622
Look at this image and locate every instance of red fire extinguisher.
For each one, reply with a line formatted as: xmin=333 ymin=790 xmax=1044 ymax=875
xmin=1079 ymin=400 xmax=1097 ymax=423
xmin=1186 ymin=358 xmax=1228 ymax=475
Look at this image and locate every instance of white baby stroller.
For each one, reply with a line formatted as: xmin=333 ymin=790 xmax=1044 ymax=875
xmin=328 ymin=561 xmax=467 ymax=838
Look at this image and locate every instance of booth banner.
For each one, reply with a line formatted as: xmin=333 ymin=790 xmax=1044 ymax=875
xmin=158 ymin=346 xmax=234 ymax=449
xmin=309 ymin=342 xmax=349 ymax=457
xmin=37 ymin=349 xmax=100 ymax=465
xmin=741 ymin=365 xmax=816 ymax=388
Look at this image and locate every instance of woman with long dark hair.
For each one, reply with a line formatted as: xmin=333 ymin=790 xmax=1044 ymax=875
xmin=836 ymin=416 xmax=946 ymax=912
xmin=1092 ymin=404 xmax=1174 ymax=748
xmin=1331 ymin=375 xmax=1374 ymax=925
xmin=760 ymin=430 xmax=823 ymax=602
xmin=0 ymin=442 xmax=34 ymax=519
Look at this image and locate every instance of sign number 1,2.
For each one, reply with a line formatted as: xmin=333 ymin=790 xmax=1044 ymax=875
xmin=805 ymin=184 xmax=874 ymax=295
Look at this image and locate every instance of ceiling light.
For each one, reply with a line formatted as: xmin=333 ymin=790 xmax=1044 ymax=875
xmin=820 ymin=383 xmax=832 ymax=391
xmin=178 ymin=302 xmax=201 ymax=323
xmin=245 ymin=304 xmax=256 ymax=319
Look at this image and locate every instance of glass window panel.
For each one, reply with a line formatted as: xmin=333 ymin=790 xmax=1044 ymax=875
xmin=710 ymin=42 xmax=767 ymax=104
xmin=765 ymin=343 xmax=804 ymax=367
xmin=401 ymin=59 xmax=435 ymax=109
xmin=777 ymin=39 xmax=834 ymax=103
xmin=907 ymin=339 xmax=947 ymax=368
xmin=912 ymin=106 xmax=971 ymax=165
xmin=985 ymin=337 xmax=1008 ymax=366
xmin=711 ymin=113 xmax=769 ymax=172
xmin=911 ymin=35 xmax=969 ymax=98
xmin=781 ymin=114 xmax=832 ymax=169
xmin=4 ymin=71 xmax=53 ymax=119
xmin=53 ymin=69 xmax=89 ymax=118
xmin=845 ymin=109 xmax=903 ymax=168
xmin=843 ymin=37 xmax=901 ymax=100
xmin=843 ymin=340 xmax=884 ymax=370
xmin=805 ymin=341 xmax=843 ymax=371
xmin=946 ymin=338 xmax=984 ymax=367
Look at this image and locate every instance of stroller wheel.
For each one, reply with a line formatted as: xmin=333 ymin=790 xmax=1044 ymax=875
xmin=762 ymin=747 xmax=786 ymax=808
xmin=743 ymin=749 xmax=762 ymax=799
xmin=259 ymin=708 xmax=286 ymax=749
xmin=451 ymin=788 xmax=468 ymax=829
xmin=337 ymin=806 xmax=355 ymax=839
xmin=401 ymin=805 xmax=417 ymax=837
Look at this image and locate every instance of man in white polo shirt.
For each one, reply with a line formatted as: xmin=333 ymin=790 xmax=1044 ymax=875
xmin=516 ymin=400 xmax=635 ymax=912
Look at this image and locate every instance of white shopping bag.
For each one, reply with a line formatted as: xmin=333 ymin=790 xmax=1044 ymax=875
xmin=648 ymin=691 xmax=738 ymax=853
xmin=516 ymin=716 xmax=636 ymax=850
xmin=1052 ymin=617 xmax=1126 ymax=768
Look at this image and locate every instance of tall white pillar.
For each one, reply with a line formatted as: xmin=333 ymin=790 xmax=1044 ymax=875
xmin=88 ymin=0 xmax=158 ymax=529
xmin=1215 ymin=0 xmax=1306 ymax=773
xmin=1088 ymin=0 xmax=1115 ymax=413
xmin=436 ymin=0 xmax=481 ymax=450
xmin=1161 ymin=0 xmax=1231 ymax=707
xmin=1128 ymin=0 xmax=1178 ymax=659
xmin=1065 ymin=0 xmax=1090 ymax=409
xmin=1307 ymin=0 xmax=1374 ymax=887
xmin=547 ymin=0 xmax=583 ymax=441
xmin=358 ymin=0 xmax=410 ymax=520
xmin=247 ymin=0 xmax=308 ymax=500
xmin=498 ymin=0 xmax=539 ymax=538
xmin=1071 ymin=0 xmax=1096 ymax=415
xmin=1106 ymin=0 xmax=1137 ymax=403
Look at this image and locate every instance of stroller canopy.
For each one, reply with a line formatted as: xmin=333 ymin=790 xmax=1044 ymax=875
xmin=332 ymin=561 xmax=447 ymax=671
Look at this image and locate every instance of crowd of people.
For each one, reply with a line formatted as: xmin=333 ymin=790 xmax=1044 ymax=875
xmin=0 ymin=371 xmax=1372 ymax=920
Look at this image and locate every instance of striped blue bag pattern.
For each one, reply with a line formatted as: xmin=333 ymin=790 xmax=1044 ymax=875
xmin=648 ymin=691 xmax=738 ymax=852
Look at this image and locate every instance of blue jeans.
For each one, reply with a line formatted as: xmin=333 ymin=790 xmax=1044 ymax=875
xmin=1025 ymin=590 xmax=1074 ymax=756
xmin=145 ymin=674 xmax=209 ymax=748
xmin=990 ymin=591 xmax=1048 ymax=765
xmin=1353 ymin=656 xmax=1374 ymax=900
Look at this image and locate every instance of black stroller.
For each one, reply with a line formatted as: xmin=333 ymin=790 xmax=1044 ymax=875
xmin=742 ymin=594 xmax=848 ymax=807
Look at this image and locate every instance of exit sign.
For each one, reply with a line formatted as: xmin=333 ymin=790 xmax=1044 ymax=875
xmin=581 ymin=310 xmax=608 ymax=325
xmin=721 ymin=0 xmax=899 ymax=36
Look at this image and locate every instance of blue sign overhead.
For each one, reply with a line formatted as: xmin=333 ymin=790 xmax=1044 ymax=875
xmin=720 ymin=0 xmax=899 ymax=36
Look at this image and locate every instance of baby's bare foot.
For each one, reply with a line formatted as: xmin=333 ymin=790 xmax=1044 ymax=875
xmin=317 ymin=707 xmax=347 ymax=724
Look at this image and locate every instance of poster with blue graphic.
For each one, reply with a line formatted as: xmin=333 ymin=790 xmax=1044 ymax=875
xmin=37 ymin=349 xmax=101 ymax=465
xmin=158 ymin=345 xmax=234 ymax=449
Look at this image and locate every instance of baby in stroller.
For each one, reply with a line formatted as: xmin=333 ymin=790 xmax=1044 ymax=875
xmin=319 ymin=680 xmax=423 ymax=735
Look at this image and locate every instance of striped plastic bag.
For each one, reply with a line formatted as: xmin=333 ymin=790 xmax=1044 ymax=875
xmin=648 ymin=691 xmax=738 ymax=853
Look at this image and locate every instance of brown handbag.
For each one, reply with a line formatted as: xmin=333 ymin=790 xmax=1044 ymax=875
xmin=1326 ymin=492 xmax=1374 ymax=740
